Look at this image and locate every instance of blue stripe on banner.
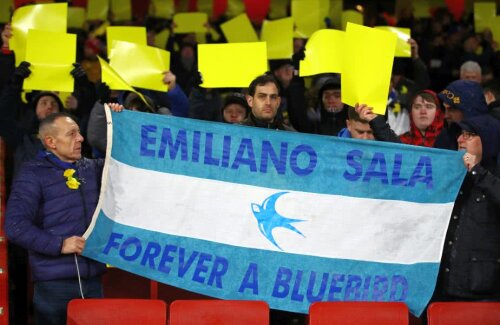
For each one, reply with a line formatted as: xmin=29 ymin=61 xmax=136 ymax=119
xmin=110 ymin=110 xmax=465 ymax=203
xmin=85 ymin=212 xmax=439 ymax=316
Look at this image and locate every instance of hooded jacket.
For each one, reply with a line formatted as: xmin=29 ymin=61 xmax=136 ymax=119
xmin=435 ymin=115 xmax=500 ymax=300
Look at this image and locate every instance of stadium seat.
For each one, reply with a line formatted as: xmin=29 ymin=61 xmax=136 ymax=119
xmin=308 ymin=301 xmax=409 ymax=324
xmin=427 ymin=302 xmax=500 ymax=325
xmin=169 ymin=299 xmax=269 ymax=325
xmin=67 ymin=298 xmax=167 ymax=325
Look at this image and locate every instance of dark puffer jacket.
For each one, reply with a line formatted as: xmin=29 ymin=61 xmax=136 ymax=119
xmin=435 ymin=115 xmax=500 ymax=300
xmin=5 ymin=152 xmax=106 ymax=281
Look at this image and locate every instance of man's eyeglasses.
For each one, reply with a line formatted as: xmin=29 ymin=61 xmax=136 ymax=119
xmin=458 ymin=130 xmax=478 ymax=140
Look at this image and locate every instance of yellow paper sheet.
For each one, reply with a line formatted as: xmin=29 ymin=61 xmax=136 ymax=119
xmin=106 ymin=26 xmax=147 ymax=56
xmin=328 ymin=0 xmax=343 ymax=29
xmin=341 ymin=10 xmax=363 ymax=30
xmin=226 ymin=0 xmax=246 ymax=18
xmin=474 ymin=3 xmax=496 ymax=33
xmin=23 ymin=29 xmax=76 ymax=92
xmin=110 ymin=0 xmax=132 ymax=22
xmin=490 ymin=16 xmax=500 ymax=45
xmin=0 ymin=0 xmax=12 ymax=23
xmin=292 ymin=0 xmax=321 ymax=38
xmin=343 ymin=23 xmax=396 ymax=115
xmin=99 ymin=56 xmax=151 ymax=109
xmin=67 ymin=7 xmax=86 ymax=29
xmin=319 ymin=0 xmax=330 ymax=28
xmin=375 ymin=26 xmax=411 ymax=58
xmin=87 ymin=0 xmax=109 ymax=21
xmin=261 ymin=17 xmax=293 ymax=59
xmin=299 ymin=29 xmax=345 ymax=76
xmin=220 ymin=13 xmax=259 ymax=43
xmin=412 ymin=0 xmax=430 ymax=18
xmin=173 ymin=12 xmax=208 ymax=34
xmin=10 ymin=3 xmax=67 ymax=66
xmin=198 ymin=42 xmax=267 ymax=88
xmin=154 ymin=28 xmax=170 ymax=49
xmin=150 ymin=0 xmax=174 ymax=19
xmin=197 ymin=1 xmax=213 ymax=17
xmin=109 ymin=41 xmax=170 ymax=92
xmin=269 ymin=0 xmax=288 ymax=19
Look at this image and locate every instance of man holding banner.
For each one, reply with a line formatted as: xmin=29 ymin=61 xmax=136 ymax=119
xmin=5 ymin=113 xmax=106 ymax=325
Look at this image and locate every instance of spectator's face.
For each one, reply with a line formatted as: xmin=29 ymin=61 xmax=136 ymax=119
xmin=45 ymin=117 xmax=84 ymax=163
xmin=322 ymin=89 xmax=342 ymax=112
xmin=247 ymin=82 xmax=281 ymax=122
xmin=412 ymin=95 xmax=437 ymax=132
xmin=223 ymin=104 xmax=247 ymax=123
xmin=460 ymin=70 xmax=481 ymax=83
xmin=274 ymin=64 xmax=294 ymax=83
xmin=347 ymin=120 xmax=374 ymax=140
xmin=36 ymin=95 xmax=60 ymax=120
xmin=443 ymin=103 xmax=464 ymax=124
xmin=457 ymin=130 xmax=482 ymax=158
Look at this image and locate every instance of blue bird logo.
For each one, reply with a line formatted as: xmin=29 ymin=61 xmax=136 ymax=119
xmin=251 ymin=192 xmax=305 ymax=250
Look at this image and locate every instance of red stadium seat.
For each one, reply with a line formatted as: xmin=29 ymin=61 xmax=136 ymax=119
xmin=67 ymin=298 xmax=167 ymax=325
xmin=427 ymin=302 xmax=500 ymax=325
xmin=309 ymin=301 xmax=409 ymax=325
xmin=169 ymin=299 xmax=269 ymax=325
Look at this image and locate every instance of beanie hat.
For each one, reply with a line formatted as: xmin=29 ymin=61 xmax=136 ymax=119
xmin=269 ymin=59 xmax=294 ymax=72
xmin=222 ymin=93 xmax=250 ymax=115
xmin=438 ymin=80 xmax=488 ymax=118
xmin=31 ymin=91 xmax=64 ymax=112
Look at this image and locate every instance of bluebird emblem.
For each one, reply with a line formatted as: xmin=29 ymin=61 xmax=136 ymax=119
xmin=251 ymin=192 xmax=305 ymax=250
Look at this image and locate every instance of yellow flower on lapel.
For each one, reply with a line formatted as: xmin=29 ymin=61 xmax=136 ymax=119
xmin=64 ymin=169 xmax=80 ymax=190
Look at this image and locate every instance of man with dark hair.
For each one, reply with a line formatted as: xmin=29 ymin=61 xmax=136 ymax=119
xmin=241 ymin=74 xmax=294 ymax=131
xmin=337 ymin=106 xmax=375 ymax=140
xmin=5 ymin=112 xmax=106 ymax=325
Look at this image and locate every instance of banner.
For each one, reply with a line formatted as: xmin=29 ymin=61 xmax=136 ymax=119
xmin=84 ymin=109 xmax=466 ymax=316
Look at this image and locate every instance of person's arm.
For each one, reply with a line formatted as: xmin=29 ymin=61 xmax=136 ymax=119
xmin=408 ymin=39 xmax=430 ymax=90
xmin=86 ymin=102 xmax=108 ymax=154
xmin=355 ymin=103 xmax=401 ymax=143
xmin=5 ymin=167 xmax=66 ymax=256
xmin=146 ymin=71 xmax=189 ymax=117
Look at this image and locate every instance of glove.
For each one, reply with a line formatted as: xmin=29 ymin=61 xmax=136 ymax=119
xmin=70 ymin=63 xmax=88 ymax=84
xmin=193 ymin=71 xmax=204 ymax=87
xmin=96 ymin=81 xmax=111 ymax=103
xmin=11 ymin=61 xmax=31 ymax=89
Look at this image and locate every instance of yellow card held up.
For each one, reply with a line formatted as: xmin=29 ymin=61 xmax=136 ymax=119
xmin=110 ymin=0 xmax=132 ymax=22
xmin=67 ymin=7 xmax=86 ymax=29
xmin=343 ymin=23 xmax=396 ymax=115
xmin=375 ymin=26 xmax=411 ymax=58
xmin=299 ymin=29 xmax=345 ymax=76
xmin=221 ymin=13 xmax=259 ymax=43
xmin=10 ymin=3 xmax=67 ymax=66
xmin=328 ymin=0 xmax=343 ymax=29
xmin=99 ymin=56 xmax=134 ymax=91
xmin=319 ymin=0 xmax=330 ymax=28
xmin=341 ymin=10 xmax=363 ymax=30
xmin=109 ymin=41 xmax=170 ymax=92
xmin=474 ymin=3 xmax=496 ymax=33
xmin=173 ymin=12 xmax=208 ymax=34
xmin=0 ymin=0 xmax=12 ymax=24
xmin=261 ymin=17 xmax=294 ymax=59
xmin=106 ymin=26 xmax=147 ymax=56
xmin=154 ymin=29 xmax=170 ymax=49
xmin=198 ymin=42 xmax=268 ymax=88
xmin=87 ymin=0 xmax=109 ymax=21
xmin=23 ymin=29 xmax=76 ymax=92
xmin=490 ymin=16 xmax=500 ymax=46
xmin=226 ymin=0 xmax=246 ymax=18
xmin=150 ymin=0 xmax=174 ymax=19
xmin=269 ymin=0 xmax=288 ymax=19
xmin=292 ymin=0 xmax=321 ymax=38
xmin=197 ymin=1 xmax=213 ymax=17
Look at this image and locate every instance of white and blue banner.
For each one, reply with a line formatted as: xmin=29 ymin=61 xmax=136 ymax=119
xmin=83 ymin=108 xmax=466 ymax=316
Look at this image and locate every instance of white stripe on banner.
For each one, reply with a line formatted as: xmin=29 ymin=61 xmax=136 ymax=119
xmin=104 ymin=158 xmax=453 ymax=264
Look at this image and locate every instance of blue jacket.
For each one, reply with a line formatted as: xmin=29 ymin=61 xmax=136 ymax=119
xmin=337 ymin=127 xmax=351 ymax=138
xmin=5 ymin=152 xmax=106 ymax=281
